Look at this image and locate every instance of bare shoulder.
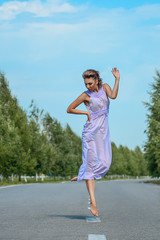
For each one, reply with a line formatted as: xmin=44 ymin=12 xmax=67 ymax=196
xmin=103 ymin=83 xmax=111 ymax=93
xmin=83 ymin=91 xmax=90 ymax=106
xmin=67 ymin=91 xmax=89 ymax=110
xmin=78 ymin=91 xmax=89 ymax=101
xmin=71 ymin=91 xmax=90 ymax=107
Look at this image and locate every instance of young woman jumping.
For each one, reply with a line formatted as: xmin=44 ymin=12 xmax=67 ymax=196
xmin=67 ymin=68 xmax=120 ymax=217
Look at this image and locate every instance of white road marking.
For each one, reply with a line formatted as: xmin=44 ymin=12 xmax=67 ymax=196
xmin=86 ymin=217 xmax=101 ymax=222
xmin=88 ymin=234 xmax=106 ymax=240
xmin=0 ymin=183 xmax=38 ymax=190
xmin=0 ymin=184 xmax=27 ymax=189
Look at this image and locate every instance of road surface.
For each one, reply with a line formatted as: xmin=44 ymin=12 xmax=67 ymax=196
xmin=0 ymin=179 xmax=159 ymax=240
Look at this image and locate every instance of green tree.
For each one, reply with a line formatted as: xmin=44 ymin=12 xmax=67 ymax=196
xmin=63 ymin=124 xmax=82 ymax=177
xmin=42 ymin=113 xmax=64 ymax=176
xmin=0 ymin=73 xmax=35 ymax=180
xmin=28 ymin=103 xmax=56 ymax=177
xmin=143 ymin=70 xmax=160 ymax=177
xmin=134 ymin=146 xmax=149 ymax=176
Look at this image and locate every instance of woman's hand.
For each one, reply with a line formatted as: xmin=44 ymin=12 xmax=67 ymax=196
xmin=86 ymin=112 xmax=91 ymax=122
xmin=111 ymin=67 xmax=120 ymax=80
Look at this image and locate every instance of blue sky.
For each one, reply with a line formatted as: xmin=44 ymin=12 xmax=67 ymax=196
xmin=0 ymin=0 xmax=160 ymax=150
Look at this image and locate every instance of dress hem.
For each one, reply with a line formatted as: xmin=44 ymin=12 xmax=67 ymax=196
xmin=77 ymin=175 xmax=106 ymax=182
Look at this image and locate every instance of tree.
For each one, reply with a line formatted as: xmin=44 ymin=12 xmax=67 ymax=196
xmin=0 ymin=73 xmax=34 ymax=180
xmin=143 ymin=70 xmax=160 ymax=177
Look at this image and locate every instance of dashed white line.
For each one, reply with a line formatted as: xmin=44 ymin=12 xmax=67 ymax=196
xmin=88 ymin=234 xmax=106 ymax=240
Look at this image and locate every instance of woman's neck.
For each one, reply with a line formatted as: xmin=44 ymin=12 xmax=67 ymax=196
xmin=92 ymin=85 xmax=101 ymax=93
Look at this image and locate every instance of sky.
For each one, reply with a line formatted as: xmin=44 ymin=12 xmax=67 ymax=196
xmin=0 ymin=0 xmax=160 ymax=150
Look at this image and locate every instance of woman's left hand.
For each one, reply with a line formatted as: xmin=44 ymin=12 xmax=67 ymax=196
xmin=111 ymin=67 xmax=120 ymax=80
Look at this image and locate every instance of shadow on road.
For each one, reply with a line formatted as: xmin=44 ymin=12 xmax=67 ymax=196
xmin=48 ymin=214 xmax=89 ymax=220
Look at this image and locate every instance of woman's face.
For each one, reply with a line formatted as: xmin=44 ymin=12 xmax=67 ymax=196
xmin=84 ymin=77 xmax=98 ymax=91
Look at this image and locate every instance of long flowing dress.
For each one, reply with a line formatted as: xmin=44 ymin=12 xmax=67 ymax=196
xmin=77 ymin=85 xmax=112 ymax=181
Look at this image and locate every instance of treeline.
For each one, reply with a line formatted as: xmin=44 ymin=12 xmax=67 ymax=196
xmin=0 ymin=72 xmax=149 ymax=181
xmin=109 ymin=143 xmax=148 ymax=176
xmin=144 ymin=70 xmax=160 ymax=177
xmin=0 ymin=72 xmax=82 ymax=181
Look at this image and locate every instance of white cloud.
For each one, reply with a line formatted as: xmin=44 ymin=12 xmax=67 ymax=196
xmin=0 ymin=0 xmax=76 ymax=20
xmin=0 ymin=2 xmax=159 ymax=63
xmin=0 ymin=2 xmax=160 ymax=63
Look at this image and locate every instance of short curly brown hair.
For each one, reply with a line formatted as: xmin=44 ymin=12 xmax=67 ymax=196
xmin=82 ymin=69 xmax=103 ymax=87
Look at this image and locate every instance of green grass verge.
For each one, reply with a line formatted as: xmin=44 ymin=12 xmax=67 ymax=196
xmin=144 ymin=180 xmax=160 ymax=185
xmin=0 ymin=177 xmax=70 ymax=186
xmin=0 ymin=175 xmax=153 ymax=187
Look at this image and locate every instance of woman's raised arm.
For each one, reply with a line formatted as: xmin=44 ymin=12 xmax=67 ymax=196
xmin=103 ymin=67 xmax=120 ymax=99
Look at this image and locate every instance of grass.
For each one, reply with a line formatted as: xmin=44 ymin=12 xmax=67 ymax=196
xmin=144 ymin=180 xmax=160 ymax=185
xmin=0 ymin=176 xmax=70 ymax=186
xmin=0 ymin=175 xmax=155 ymax=187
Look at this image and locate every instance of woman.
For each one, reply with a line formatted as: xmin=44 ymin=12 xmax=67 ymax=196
xmin=67 ymin=68 xmax=120 ymax=216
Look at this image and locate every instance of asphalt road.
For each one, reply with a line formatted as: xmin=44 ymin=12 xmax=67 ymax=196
xmin=0 ymin=179 xmax=159 ymax=240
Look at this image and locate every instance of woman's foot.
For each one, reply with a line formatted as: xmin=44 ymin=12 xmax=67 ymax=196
xmin=70 ymin=176 xmax=78 ymax=182
xmin=90 ymin=202 xmax=98 ymax=217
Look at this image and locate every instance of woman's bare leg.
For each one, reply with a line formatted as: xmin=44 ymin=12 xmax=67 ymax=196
xmin=85 ymin=180 xmax=94 ymax=203
xmin=86 ymin=181 xmax=89 ymax=194
xmin=86 ymin=179 xmax=98 ymax=216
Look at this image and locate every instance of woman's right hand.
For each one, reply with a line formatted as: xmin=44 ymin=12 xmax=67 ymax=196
xmin=86 ymin=111 xmax=91 ymax=122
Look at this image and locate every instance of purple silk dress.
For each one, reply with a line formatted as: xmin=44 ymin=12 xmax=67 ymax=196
xmin=77 ymin=85 xmax=112 ymax=181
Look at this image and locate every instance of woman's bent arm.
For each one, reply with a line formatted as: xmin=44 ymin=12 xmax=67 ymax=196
xmin=67 ymin=92 xmax=88 ymax=115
